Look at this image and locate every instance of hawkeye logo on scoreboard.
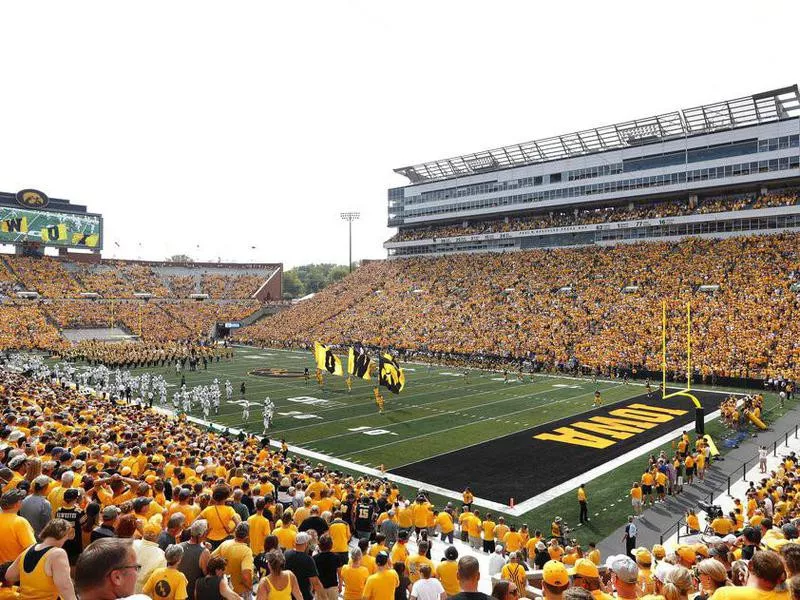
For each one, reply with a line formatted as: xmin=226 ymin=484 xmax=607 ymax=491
xmin=15 ymin=189 xmax=49 ymax=209
xmin=534 ymin=402 xmax=688 ymax=449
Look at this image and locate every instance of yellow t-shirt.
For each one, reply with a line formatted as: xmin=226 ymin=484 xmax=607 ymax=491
xmin=329 ymin=521 xmax=351 ymax=553
xmin=143 ymin=567 xmax=188 ymax=600
xmin=390 ymin=542 xmax=408 ymax=565
xmin=467 ymin=515 xmax=482 ymax=538
xmin=631 ymin=487 xmax=643 ymax=500
xmin=709 ymin=586 xmax=789 ymax=600
xmin=0 ymin=514 xmax=36 ymax=563
xmin=412 ymin=503 xmax=431 ymax=528
xmin=247 ymin=514 xmax=271 ymax=555
xmin=341 ymin=565 xmax=370 ymax=600
xmin=212 ymin=540 xmax=254 ymax=594
xmin=199 ymin=505 xmax=237 ymax=542
xmin=482 ymin=521 xmax=496 ymax=540
xmin=435 ymin=512 xmax=454 ymax=534
xmin=363 ymin=569 xmax=400 ymax=600
xmin=503 ymin=532 xmax=523 ymax=553
xmin=436 ymin=561 xmax=460 ymax=596
xmin=275 ymin=525 xmax=297 ymax=550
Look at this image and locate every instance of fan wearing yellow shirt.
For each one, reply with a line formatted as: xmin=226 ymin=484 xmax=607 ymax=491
xmin=329 ymin=512 xmax=352 ymax=564
xmin=578 ymin=484 xmax=588 ymax=524
xmin=630 ymin=483 xmax=643 ymax=516
xmin=586 ymin=542 xmax=601 ymax=566
xmin=363 ymin=553 xmax=399 ymax=600
xmin=494 ymin=517 xmax=510 ymax=546
xmin=368 ymin=535 xmax=388 ymax=559
xmin=357 ymin=539 xmax=377 ymax=575
xmin=640 ymin=471 xmax=655 ymax=506
xmin=0 ymin=490 xmax=36 ymax=563
xmin=199 ymin=491 xmax=240 ymax=551
xmin=247 ymin=499 xmax=272 ymax=556
xmin=435 ymin=547 xmax=460 ymax=597
xmin=406 ymin=541 xmax=434 ymax=584
xmin=500 ymin=553 xmax=528 ymax=594
xmin=503 ymin=526 xmax=523 ymax=554
xmin=434 ymin=510 xmax=454 ymax=545
xmin=274 ymin=514 xmax=298 ymax=550
xmin=211 ymin=523 xmax=254 ymax=597
xmin=390 ymin=532 xmax=409 ymax=565
xmin=525 ymin=531 xmax=543 ymax=562
xmin=411 ymin=498 xmax=431 ymax=539
xmin=143 ymin=545 xmax=189 ymax=600
xmin=397 ymin=503 xmax=414 ymax=534
xmin=686 ymin=509 xmax=701 ymax=535
xmin=467 ymin=510 xmax=482 ymax=551
xmin=482 ymin=514 xmax=496 ymax=553
xmin=342 ymin=549 xmax=370 ymax=600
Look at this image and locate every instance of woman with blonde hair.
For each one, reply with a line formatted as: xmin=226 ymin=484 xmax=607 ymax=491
xmin=660 ymin=565 xmax=695 ymax=600
xmin=24 ymin=458 xmax=43 ymax=484
xmin=695 ymin=558 xmax=729 ymax=600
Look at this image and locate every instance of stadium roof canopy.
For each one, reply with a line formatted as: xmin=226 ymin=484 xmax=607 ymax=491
xmin=394 ymin=85 xmax=800 ymax=184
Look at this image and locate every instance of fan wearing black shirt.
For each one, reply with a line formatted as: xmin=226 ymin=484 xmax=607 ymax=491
xmin=284 ymin=532 xmax=322 ymax=600
xmin=313 ymin=534 xmax=341 ymax=600
xmin=354 ymin=498 xmax=376 ymax=540
xmin=298 ymin=506 xmax=329 ymax=538
xmin=55 ymin=488 xmax=83 ymax=566
xmin=450 ymin=556 xmax=492 ymax=600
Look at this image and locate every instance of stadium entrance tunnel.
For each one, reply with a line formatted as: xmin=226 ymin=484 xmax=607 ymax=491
xmin=390 ymin=388 xmax=721 ymax=505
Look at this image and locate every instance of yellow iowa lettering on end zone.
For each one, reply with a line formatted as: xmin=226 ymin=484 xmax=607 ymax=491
xmin=534 ymin=403 xmax=689 ymax=448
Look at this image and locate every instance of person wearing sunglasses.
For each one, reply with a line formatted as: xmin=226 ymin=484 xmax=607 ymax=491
xmin=75 ymin=537 xmax=146 ymax=600
xmin=490 ymin=580 xmax=519 ymax=600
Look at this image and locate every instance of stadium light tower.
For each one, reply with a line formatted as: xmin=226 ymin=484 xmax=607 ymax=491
xmin=340 ymin=212 xmax=360 ymax=273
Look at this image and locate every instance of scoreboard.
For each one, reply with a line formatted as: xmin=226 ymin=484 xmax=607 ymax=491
xmin=0 ymin=189 xmax=103 ymax=250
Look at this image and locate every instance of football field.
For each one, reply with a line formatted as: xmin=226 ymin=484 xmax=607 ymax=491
xmin=105 ymin=344 xmax=796 ymax=544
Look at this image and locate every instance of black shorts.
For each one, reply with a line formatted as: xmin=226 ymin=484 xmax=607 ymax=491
xmin=686 ymin=467 xmax=695 ymax=476
xmin=656 ymin=485 xmax=665 ymax=494
xmin=641 ymin=485 xmax=652 ymax=495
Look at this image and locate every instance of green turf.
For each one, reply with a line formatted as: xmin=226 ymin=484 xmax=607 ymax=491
xmin=71 ymin=345 xmax=793 ymax=545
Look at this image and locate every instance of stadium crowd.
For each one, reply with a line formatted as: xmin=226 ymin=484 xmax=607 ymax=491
xmin=389 ymin=190 xmax=799 ymax=243
xmin=1 ymin=365 xmax=800 ymax=600
xmin=0 ymin=256 xmax=272 ymax=300
xmin=240 ymin=232 xmax=800 ymax=382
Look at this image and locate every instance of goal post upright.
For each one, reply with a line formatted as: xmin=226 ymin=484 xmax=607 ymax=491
xmin=661 ymin=298 xmax=704 ymax=433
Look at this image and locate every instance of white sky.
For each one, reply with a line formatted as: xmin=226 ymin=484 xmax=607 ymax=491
xmin=1 ymin=1 xmax=798 ymax=268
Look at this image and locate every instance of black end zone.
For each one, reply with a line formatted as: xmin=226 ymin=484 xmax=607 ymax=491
xmin=390 ymin=388 xmax=723 ymax=505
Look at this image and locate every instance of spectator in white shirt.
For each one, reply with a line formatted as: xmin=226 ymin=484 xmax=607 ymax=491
xmin=489 ymin=545 xmax=506 ymax=576
xmin=410 ymin=565 xmax=445 ymax=600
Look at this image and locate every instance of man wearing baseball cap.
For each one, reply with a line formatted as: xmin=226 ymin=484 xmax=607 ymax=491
xmin=285 ymin=532 xmax=322 ymax=600
xmin=674 ymin=545 xmax=696 ymax=569
xmin=542 ymin=560 xmax=570 ymax=600
xmin=19 ymin=475 xmax=52 ymax=538
xmin=363 ymin=551 xmax=400 ymax=600
xmin=91 ymin=505 xmax=121 ymax=541
xmin=0 ymin=489 xmax=35 ymax=562
xmin=605 ymin=555 xmax=638 ymax=600
xmin=569 ymin=558 xmax=612 ymax=600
